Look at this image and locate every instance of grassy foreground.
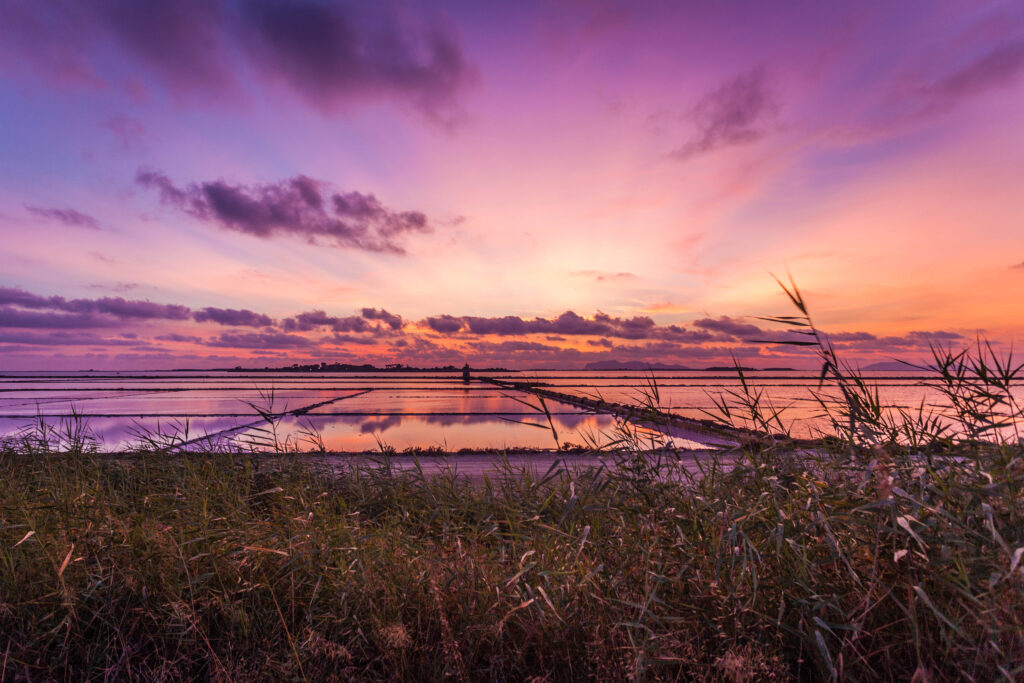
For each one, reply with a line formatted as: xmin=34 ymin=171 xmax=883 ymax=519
xmin=1 ymin=438 xmax=1022 ymax=681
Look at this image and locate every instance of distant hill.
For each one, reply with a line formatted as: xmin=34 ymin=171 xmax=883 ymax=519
xmin=702 ymin=365 xmax=795 ymax=372
xmin=582 ymin=361 xmax=799 ymax=371
xmin=583 ymin=361 xmax=692 ymax=371
xmin=862 ymin=360 xmax=917 ymax=371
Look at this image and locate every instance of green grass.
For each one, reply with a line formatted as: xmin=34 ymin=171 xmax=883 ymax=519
xmin=1 ymin=282 xmax=1023 ymax=681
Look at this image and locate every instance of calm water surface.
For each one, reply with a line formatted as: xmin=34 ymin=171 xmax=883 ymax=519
xmin=0 ymin=369 xmax=1006 ymax=451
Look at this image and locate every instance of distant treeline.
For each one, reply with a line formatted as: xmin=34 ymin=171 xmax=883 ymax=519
xmin=226 ymin=362 xmax=513 ymax=373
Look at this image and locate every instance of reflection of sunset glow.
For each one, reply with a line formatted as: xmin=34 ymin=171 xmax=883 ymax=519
xmin=264 ymin=414 xmax=620 ymax=453
xmin=6 ymin=369 xmax=1018 ymax=448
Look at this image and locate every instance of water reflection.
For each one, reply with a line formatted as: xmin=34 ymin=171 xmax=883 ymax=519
xmin=5 ymin=370 xmax=1008 ymax=450
xmin=261 ymin=413 xmax=622 ymax=452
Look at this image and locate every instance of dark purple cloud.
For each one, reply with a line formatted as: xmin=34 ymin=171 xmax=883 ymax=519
xmin=428 ymin=311 xmax=655 ymax=338
xmin=827 ymin=331 xmax=877 ymax=342
xmin=360 ymin=307 xmax=403 ymax=330
xmin=279 ymin=309 xmax=402 ymax=336
xmin=0 ymin=287 xmax=51 ymax=309
xmin=282 ymin=310 xmax=368 ymax=333
xmin=421 ymin=310 xmax=712 ymax=342
xmin=691 ymin=315 xmax=763 ymax=338
xmin=138 ymin=171 xmax=432 ymax=254
xmin=238 ymin=0 xmax=472 ymax=119
xmin=425 ymin=314 xmax=463 ymax=333
xmin=281 ymin=310 xmax=337 ymax=332
xmin=67 ymin=297 xmax=192 ymax=320
xmin=193 ymin=307 xmax=273 ymax=327
xmin=461 ymin=315 xmax=530 ymax=336
xmin=24 ymin=205 xmax=101 ymax=230
xmin=0 ymin=0 xmax=472 ymax=119
xmin=0 ymin=286 xmax=977 ymax=367
xmin=673 ymin=67 xmax=777 ymax=160
xmin=0 ymin=286 xmax=190 ymax=321
xmin=0 ymin=307 xmax=117 ymax=330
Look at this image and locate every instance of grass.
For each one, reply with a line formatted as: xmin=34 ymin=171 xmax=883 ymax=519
xmin=0 ymin=282 xmax=1022 ymax=680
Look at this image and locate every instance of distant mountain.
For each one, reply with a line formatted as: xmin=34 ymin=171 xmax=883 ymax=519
xmin=701 ymin=365 xmax=795 ymax=372
xmin=583 ymin=360 xmax=692 ymax=371
xmin=862 ymin=360 xmax=917 ymax=371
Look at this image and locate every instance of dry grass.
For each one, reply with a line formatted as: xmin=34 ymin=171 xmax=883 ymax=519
xmin=1 ymin=432 xmax=1021 ymax=680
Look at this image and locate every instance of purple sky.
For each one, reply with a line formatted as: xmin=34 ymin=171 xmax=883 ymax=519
xmin=1 ymin=0 xmax=1023 ymax=369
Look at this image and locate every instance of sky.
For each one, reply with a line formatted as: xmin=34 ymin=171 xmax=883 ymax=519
xmin=0 ymin=0 xmax=1022 ymax=370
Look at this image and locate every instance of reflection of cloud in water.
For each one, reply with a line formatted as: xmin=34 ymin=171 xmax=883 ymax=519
xmin=0 ymin=415 xmax=250 ymax=450
xmin=423 ymin=413 xmax=494 ymax=427
xmin=554 ymin=413 xmax=614 ymax=429
xmin=297 ymin=413 xmax=593 ymax=433
xmin=257 ymin=412 xmax=625 ymax=451
xmin=359 ymin=415 xmax=403 ymax=433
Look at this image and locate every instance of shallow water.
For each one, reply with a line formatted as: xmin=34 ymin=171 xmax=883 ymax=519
xmin=0 ymin=369 xmax=1013 ymax=451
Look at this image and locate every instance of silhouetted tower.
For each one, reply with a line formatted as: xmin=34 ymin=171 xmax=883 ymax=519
xmin=462 ymin=363 xmax=471 ymax=383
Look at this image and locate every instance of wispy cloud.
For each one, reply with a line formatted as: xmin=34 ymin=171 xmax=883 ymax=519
xmin=672 ymin=67 xmax=777 ymax=160
xmin=923 ymin=41 xmax=1024 ymax=108
xmin=205 ymin=331 xmax=315 ymax=349
xmin=24 ymin=205 xmax=101 ymax=230
xmin=570 ymin=270 xmax=638 ymax=282
xmin=85 ymin=282 xmax=143 ymax=293
xmin=0 ymin=330 xmax=153 ymax=347
xmin=103 ymin=115 xmax=145 ymax=151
